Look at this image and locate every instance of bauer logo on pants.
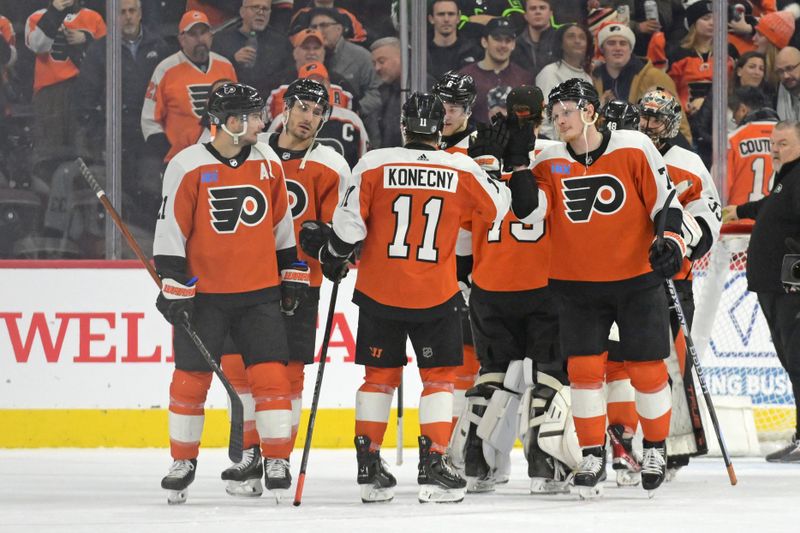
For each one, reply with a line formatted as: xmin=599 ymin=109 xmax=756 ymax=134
xmin=561 ymin=174 xmax=625 ymax=223
xmin=208 ymin=185 xmax=268 ymax=233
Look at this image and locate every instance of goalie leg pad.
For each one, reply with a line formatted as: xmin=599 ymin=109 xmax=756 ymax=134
xmin=476 ymin=389 xmax=521 ymax=453
xmin=536 ymin=385 xmax=582 ymax=470
xmin=503 ymin=359 xmax=527 ymax=394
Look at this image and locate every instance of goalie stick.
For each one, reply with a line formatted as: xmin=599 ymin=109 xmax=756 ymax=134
xmin=77 ymin=158 xmax=244 ymax=463
xmin=656 ymin=188 xmax=737 ymax=486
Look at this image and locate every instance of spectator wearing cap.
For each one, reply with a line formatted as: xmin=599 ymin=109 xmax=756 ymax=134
xmin=371 ymin=37 xmax=402 ymax=149
xmin=271 ymin=28 xmax=357 ymax=112
xmin=309 ymin=7 xmax=381 ymax=142
xmin=25 ymin=0 xmax=107 ymax=168
xmin=290 ymin=0 xmax=368 ymax=44
xmin=427 ymin=0 xmax=481 ymax=83
xmin=754 ymin=10 xmax=797 ymax=90
xmin=458 ymin=17 xmax=534 ymax=124
xmin=455 ymin=0 xmax=526 ymax=41
xmin=141 ymin=10 xmax=237 ymax=163
xmin=592 ymin=22 xmax=691 ymax=142
xmin=536 ymin=23 xmax=593 ymax=139
xmin=212 ymin=0 xmax=293 ymax=97
xmin=185 ymin=0 xmax=239 ymax=26
xmin=510 ymin=0 xmax=559 ymax=80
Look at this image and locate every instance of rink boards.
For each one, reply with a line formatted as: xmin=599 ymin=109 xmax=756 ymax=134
xmin=0 ymin=261 xmax=794 ymax=448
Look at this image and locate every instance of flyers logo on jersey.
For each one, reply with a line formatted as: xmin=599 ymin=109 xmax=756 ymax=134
xmin=286 ymin=179 xmax=309 ymax=218
xmin=561 ymin=174 xmax=625 ymax=223
xmin=208 ymin=185 xmax=268 ymax=233
xmin=189 ymin=84 xmax=213 ymax=117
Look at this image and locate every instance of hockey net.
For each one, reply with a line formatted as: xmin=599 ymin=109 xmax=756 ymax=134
xmin=692 ymin=223 xmax=796 ymax=449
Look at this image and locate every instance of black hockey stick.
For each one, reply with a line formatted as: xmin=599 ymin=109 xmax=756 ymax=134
xmin=77 ymin=158 xmax=244 ymax=463
xmin=293 ymin=279 xmax=340 ymax=506
xmin=396 ymin=375 xmax=404 ymax=465
xmin=656 ymin=188 xmax=737 ymax=485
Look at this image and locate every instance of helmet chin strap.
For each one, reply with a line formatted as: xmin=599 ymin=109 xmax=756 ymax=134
xmin=221 ymin=118 xmax=249 ymax=145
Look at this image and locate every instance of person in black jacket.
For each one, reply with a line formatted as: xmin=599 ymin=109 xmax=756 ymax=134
xmin=722 ymin=120 xmax=800 ymax=463
xmin=74 ymin=0 xmax=172 ymax=231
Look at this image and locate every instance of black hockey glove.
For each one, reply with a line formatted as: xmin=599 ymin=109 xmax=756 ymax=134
xmin=155 ymin=274 xmax=196 ymax=326
xmin=280 ymin=261 xmax=310 ymax=315
xmin=503 ymin=86 xmax=544 ymax=171
xmin=648 ymin=232 xmax=686 ymax=279
xmin=468 ymin=113 xmax=509 ymax=174
xmin=299 ymin=220 xmax=332 ymax=259
xmin=319 ymin=245 xmax=350 ymax=283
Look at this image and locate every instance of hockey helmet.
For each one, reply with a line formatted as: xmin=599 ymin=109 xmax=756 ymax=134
xmin=546 ymin=78 xmax=601 ymax=120
xmin=401 ymin=92 xmax=445 ymax=136
xmin=600 ymin=99 xmax=640 ymax=131
xmin=487 ymin=85 xmax=512 ymax=112
xmin=432 ymin=71 xmax=477 ymax=110
xmin=507 ymin=85 xmax=545 ymax=125
xmin=284 ymin=78 xmax=331 ymax=120
xmin=637 ymin=87 xmax=681 ymax=142
xmin=207 ymin=83 xmax=266 ymax=126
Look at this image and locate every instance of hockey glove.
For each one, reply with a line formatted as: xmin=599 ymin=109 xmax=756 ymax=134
xmin=156 ymin=275 xmax=197 ymax=326
xmin=319 ymin=244 xmax=350 ymax=283
xmin=681 ymin=211 xmax=704 ymax=259
xmin=648 ymin=232 xmax=686 ymax=279
xmin=280 ymin=261 xmax=310 ymax=316
xmin=468 ymin=113 xmax=509 ymax=175
xmin=503 ymin=86 xmax=543 ymax=171
xmin=299 ymin=220 xmax=332 ymax=259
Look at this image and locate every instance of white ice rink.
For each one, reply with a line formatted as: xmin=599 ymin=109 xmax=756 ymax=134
xmin=2 ymin=449 xmax=799 ymax=533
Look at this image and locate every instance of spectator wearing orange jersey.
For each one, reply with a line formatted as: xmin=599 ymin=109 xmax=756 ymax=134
xmin=212 ymin=0 xmax=294 ymax=98
xmin=141 ymin=10 xmax=237 ymax=164
xmin=25 ymin=0 xmax=106 ymax=168
xmin=0 ymin=14 xmax=16 ymax=118
xmin=290 ymin=0 xmax=368 ymax=44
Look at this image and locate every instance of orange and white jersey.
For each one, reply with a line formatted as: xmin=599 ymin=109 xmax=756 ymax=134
xmin=25 ymin=7 xmax=106 ymax=93
xmin=153 ymin=141 xmax=294 ymax=294
xmin=258 ymin=132 xmax=351 ymax=288
xmin=332 ymin=146 xmax=511 ymax=310
xmin=525 ymin=130 xmax=682 ymax=284
xmin=1 ymin=15 xmax=16 ymax=67
xmin=266 ymin=82 xmax=354 ymax=121
xmin=726 ymin=120 xmax=776 ymax=206
xmin=141 ymin=50 xmax=237 ymax=162
xmin=663 ymin=143 xmax=722 ymax=279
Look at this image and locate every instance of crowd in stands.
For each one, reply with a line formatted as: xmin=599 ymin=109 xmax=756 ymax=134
xmin=1 ymin=0 xmax=800 ymax=259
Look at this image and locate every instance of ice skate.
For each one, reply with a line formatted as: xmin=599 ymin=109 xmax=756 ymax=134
xmin=607 ymin=424 xmax=641 ymax=487
xmin=665 ymin=455 xmax=689 ymax=483
xmin=766 ymin=434 xmax=800 ymax=463
xmin=529 ymin=456 xmax=571 ymax=495
xmin=161 ymin=458 xmax=196 ymax=505
xmin=418 ymin=436 xmax=467 ymax=503
xmin=571 ymin=447 xmax=606 ymax=500
xmin=641 ymin=440 xmax=667 ymax=496
xmin=221 ymin=445 xmax=264 ymax=497
xmin=355 ymin=435 xmax=396 ymax=503
xmin=264 ymin=458 xmax=291 ymax=503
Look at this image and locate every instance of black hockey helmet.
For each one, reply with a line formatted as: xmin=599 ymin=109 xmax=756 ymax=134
xmin=600 ymin=99 xmax=640 ymax=131
xmin=432 ymin=71 xmax=477 ymax=110
xmin=284 ymin=78 xmax=331 ymax=119
xmin=207 ymin=82 xmax=265 ymax=126
xmin=546 ymin=78 xmax=601 ymax=120
xmin=401 ymin=92 xmax=445 ymax=136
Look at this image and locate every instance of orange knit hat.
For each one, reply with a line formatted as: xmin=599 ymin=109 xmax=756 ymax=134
xmin=756 ymin=11 xmax=796 ymax=50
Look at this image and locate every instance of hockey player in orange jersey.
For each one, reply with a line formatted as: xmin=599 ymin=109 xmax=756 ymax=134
xmin=431 ymin=71 xmax=482 ymax=433
xmin=299 ymin=92 xmax=511 ymax=504
xmin=509 ymin=78 xmax=685 ymax=498
xmin=153 ymin=83 xmax=309 ymax=504
xmin=599 ymin=91 xmax=720 ymax=487
xmin=723 ymin=86 xmax=779 ymax=223
xmin=217 ymin=78 xmax=350 ymax=500
xmin=141 ymin=10 xmax=237 ymax=163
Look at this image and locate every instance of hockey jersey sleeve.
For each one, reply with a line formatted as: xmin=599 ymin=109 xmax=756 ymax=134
xmin=637 ymin=135 xmax=683 ymax=233
xmin=451 ymin=152 xmax=511 ymax=225
xmin=260 ymin=143 xmax=297 ymax=269
xmin=330 ymin=155 xmax=370 ymax=251
xmin=679 ymin=153 xmax=722 ymax=253
xmin=153 ymin=156 xmax=196 ymax=264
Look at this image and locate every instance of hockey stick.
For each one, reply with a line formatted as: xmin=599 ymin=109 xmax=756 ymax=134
xmin=656 ymin=188 xmax=737 ymax=486
xmin=76 ymin=158 xmax=244 ymax=463
xmin=293 ymin=279 xmax=340 ymax=506
xmin=396 ymin=374 xmax=404 ymax=465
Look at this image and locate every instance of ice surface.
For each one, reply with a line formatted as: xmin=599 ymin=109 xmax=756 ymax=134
xmin=1 ymin=449 xmax=798 ymax=533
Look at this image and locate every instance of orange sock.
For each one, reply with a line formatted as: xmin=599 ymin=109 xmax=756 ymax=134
xmin=419 ymin=366 xmax=457 ymax=453
xmin=606 ymin=359 xmax=638 ymax=435
xmin=626 ymin=360 xmax=671 ymax=442
xmin=452 ymin=344 xmax=480 ymax=429
xmin=248 ymin=362 xmax=293 ymax=459
xmin=567 ymin=353 xmax=608 ymax=448
xmin=168 ymin=369 xmax=213 ymax=460
xmin=355 ymin=366 xmax=402 ymax=451
xmin=221 ymin=354 xmax=259 ymax=449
